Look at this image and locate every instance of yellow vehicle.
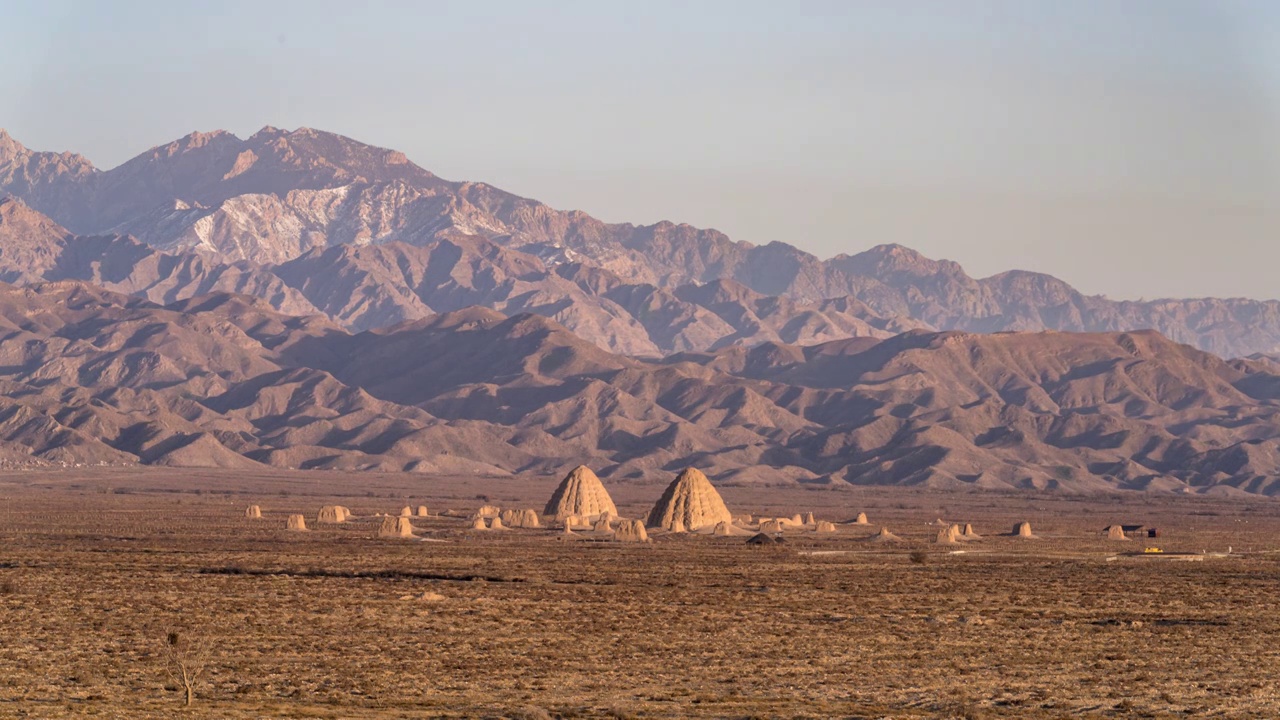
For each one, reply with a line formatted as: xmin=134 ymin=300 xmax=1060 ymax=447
xmin=1143 ymin=547 xmax=1163 ymax=554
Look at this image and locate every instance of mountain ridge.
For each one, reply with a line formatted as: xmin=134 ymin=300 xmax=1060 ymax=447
xmin=0 ymin=277 xmax=1277 ymax=495
xmin=1 ymin=127 xmax=1278 ymax=358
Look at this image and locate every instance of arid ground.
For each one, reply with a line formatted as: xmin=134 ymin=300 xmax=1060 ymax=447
xmin=3 ymin=468 xmax=1280 ymax=718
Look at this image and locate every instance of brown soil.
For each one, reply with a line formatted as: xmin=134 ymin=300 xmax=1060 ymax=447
xmin=2 ymin=467 xmax=1279 ymax=718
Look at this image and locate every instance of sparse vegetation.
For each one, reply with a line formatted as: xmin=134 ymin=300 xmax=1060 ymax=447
xmin=160 ymin=630 xmax=209 ymax=707
xmin=2 ymin=469 xmax=1280 ymax=717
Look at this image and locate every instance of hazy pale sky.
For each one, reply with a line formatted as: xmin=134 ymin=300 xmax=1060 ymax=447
xmin=1 ymin=0 xmax=1277 ymax=300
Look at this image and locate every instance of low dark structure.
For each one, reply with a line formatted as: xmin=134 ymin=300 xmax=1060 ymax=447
xmin=1103 ymin=524 xmax=1148 ymax=535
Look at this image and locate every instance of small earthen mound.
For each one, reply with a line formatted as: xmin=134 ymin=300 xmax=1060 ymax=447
xmin=962 ymin=523 xmax=981 ymax=539
xmin=470 ymin=517 xmax=487 ymax=530
xmin=646 ymin=468 xmax=733 ymax=532
xmin=416 ymin=505 xmax=430 ymax=517
xmin=399 ymin=506 xmax=413 ymax=518
xmin=592 ymin=515 xmax=613 ymax=533
xmin=1013 ymin=521 xmax=1037 ymax=539
xmin=379 ymin=516 xmax=415 ymax=538
xmin=317 ymin=505 xmax=348 ymax=524
xmin=286 ymin=514 xmax=307 ymax=531
xmin=245 ymin=505 xmax=262 ymax=519
xmin=710 ymin=521 xmax=752 ymax=537
xmin=615 ymin=519 xmax=649 ymax=543
xmin=935 ymin=525 xmax=961 ymax=544
xmin=490 ymin=516 xmax=506 ymax=530
xmin=1106 ymin=525 xmax=1128 ymax=541
xmin=545 ymin=465 xmax=618 ymax=521
xmin=803 ymin=512 xmax=816 ymax=525
xmin=759 ymin=519 xmax=784 ymax=534
xmin=854 ymin=512 xmax=869 ymax=525
xmin=867 ymin=527 xmax=900 ymax=543
xmin=816 ymin=521 xmax=837 ymax=533
xmin=500 ymin=508 xmax=542 ymax=529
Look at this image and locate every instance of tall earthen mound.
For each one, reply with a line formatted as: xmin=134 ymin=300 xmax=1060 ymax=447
xmin=317 ymin=505 xmax=349 ymax=523
xmin=544 ymin=465 xmax=617 ymax=520
xmin=245 ymin=505 xmax=262 ymax=519
xmin=470 ymin=516 xmax=487 ymax=530
xmin=417 ymin=505 xmax=430 ymax=517
xmin=400 ymin=506 xmax=413 ymax=517
xmin=646 ymin=468 xmax=732 ymax=532
xmin=286 ymin=514 xmax=307 ymax=531
xmin=962 ymin=523 xmax=980 ymax=539
xmin=854 ymin=512 xmax=869 ymax=525
xmin=1106 ymin=525 xmax=1128 ymax=540
xmin=379 ymin=516 xmax=415 ymax=538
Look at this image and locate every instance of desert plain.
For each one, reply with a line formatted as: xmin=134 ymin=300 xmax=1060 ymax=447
xmin=2 ymin=467 xmax=1280 ymax=719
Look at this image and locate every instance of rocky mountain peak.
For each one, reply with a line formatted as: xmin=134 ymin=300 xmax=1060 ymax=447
xmin=0 ymin=130 xmax=95 ymax=173
xmin=836 ymin=243 xmax=938 ymax=276
xmin=176 ymin=129 xmax=237 ymax=148
xmin=0 ymin=194 xmax=66 ymax=230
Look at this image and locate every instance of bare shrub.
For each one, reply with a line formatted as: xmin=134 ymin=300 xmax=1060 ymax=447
xmin=161 ymin=630 xmax=210 ymax=707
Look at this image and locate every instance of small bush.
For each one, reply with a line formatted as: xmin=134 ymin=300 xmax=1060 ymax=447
xmin=909 ymin=551 xmax=929 ymax=565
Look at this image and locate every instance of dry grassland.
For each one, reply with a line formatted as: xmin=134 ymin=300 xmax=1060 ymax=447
xmin=2 ymin=468 xmax=1280 ymax=718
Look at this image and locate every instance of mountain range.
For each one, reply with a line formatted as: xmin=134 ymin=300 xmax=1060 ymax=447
xmin=2 ymin=126 xmax=1280 ymax=495
xmin=0 ymin=279 xmax=1277 ymax=495
xmin=2 ymin=126 xmax=1278 ymax=359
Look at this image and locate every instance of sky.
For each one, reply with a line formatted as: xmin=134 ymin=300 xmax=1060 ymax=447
xmin=1 ymin=0 xmax=1278 ymax=300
